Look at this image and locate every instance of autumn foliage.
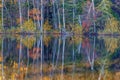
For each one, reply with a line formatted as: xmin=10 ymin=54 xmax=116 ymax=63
xmin=29 ymin=8 xmax=41 ymax=20
xmin=29 ymin=48 xmax=41 ymax=60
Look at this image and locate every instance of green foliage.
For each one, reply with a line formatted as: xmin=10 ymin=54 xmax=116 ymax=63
xmin=0 ymin=18 xmax=2 ymax=27
xmin=63 ymin=0 xmax=86 ymax=24
xmin=97 ymin=0 xmax=113 ymax=17
xmin=0 ymin=0 xmax=119 ymax=34
xmin=111 ymin=9 xmax=120 ymax=20
xmin=0 ymin=18 xmax=3 ymax=31
xmin=76 ymin=0 xmax=86 ymax=14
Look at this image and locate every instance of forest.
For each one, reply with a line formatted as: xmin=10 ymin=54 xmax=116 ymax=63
xmin=0 ymin=0 xmax=120 ymax=34
xmin=0 ymin=0 xmax=120 ymax=80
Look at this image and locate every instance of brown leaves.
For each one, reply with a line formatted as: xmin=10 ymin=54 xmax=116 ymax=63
xmin=82 ymin=20 xmax=91 ymax=32
xmin=82 ymin=38 xmax=90 ymax=49
xmin=0 ymin=53 xmax=3 ymax=62
xmin=29 ymin=48 xmax=41 ymax=60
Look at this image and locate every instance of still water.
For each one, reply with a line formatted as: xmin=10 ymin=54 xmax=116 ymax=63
xmin=0 ymin=34 xmax=120 ymax=80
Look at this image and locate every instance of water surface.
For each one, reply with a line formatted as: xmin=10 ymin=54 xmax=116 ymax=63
xmin=0 ymin=34 xmax=120 ymax=80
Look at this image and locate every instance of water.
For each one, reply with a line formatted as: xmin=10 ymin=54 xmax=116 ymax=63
xmin=0 ymin=34 xmax=120 ymax=80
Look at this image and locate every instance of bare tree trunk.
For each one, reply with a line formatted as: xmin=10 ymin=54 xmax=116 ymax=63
xmin=40 ymin=0 xmax=43 ymax=33
xmin=18 ymin=0 xmax=22 ymax=31
xmin=61 ymin=38 xmax=65 ymax=80
xmin=2 ymin=0 xmax=4 ymax=30
xmin=1 ymin=38 xmax=4 ymax=79
xmin=62 ymin=0 xmax=65 ymax=30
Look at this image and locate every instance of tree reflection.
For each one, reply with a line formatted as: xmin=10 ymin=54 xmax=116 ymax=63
xmin=0 ymin=35 xmax=120 ymax=80
xmin=82 ymin=37 xmax=96 ymax=70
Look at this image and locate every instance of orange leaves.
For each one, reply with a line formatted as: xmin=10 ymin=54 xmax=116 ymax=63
xmin=0 ymin=0 xmax=1 ymax=7
xmin=33 ymin=48 xmax=41 ymax=54
xmin=0 ymin=4 xmax=2 ymax=8
xmin=16 ymin=17 xmax=25 ymax=24
xmin=0 ymin=53 xmax=3 ymax=62
xmin=29 ymin=8 xmax=41 ymax=20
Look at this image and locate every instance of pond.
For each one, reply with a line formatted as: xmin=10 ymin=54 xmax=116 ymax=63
xmin=0 ymin=34 xmax=120 ymax=80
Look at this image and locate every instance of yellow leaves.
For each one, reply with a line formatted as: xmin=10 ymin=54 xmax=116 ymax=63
xmin=11 ymin=73 xmax=17 ymax=80
xmin=69 ymin=36 xmax=82 ymax=45
xmin=22 ymin=19 xmax=36 ymax=32
xmin=22 ymin=36 xmax=36 ymax=49
xmin=43 ymin=35 xmax=51 ymax=46
xmin=72 ymin=24 xmax=83 ymax=34
xmin=11 ymin=61 xmax=27 ymax=80
xmin=0 ymin=76 xmax=1 ymax=80
xmin=104 ymin=37 xmax=119 ymax=53
xmin=20 ymin=67 xmax=27 ymax=72
xmin=13 ymin=61 xmax=27 ymax=72
xmin=100 ymin=17 xmax=120 ymax=34
xmin=43 ymin=76 xmax=51 ymax=80
xmin=105 ymin=18 xmax=119 ymax=33
xmin=43 ymin=20 xmax=52 ymax=32
xmin=11 ymin=0 xmax=18 ymax=4
xmin=13 ymin=61 xmax=18 ymax=69
xmin=0 ymin=61 xmax=27 ymax=80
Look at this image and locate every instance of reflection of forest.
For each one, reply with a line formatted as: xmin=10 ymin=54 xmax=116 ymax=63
xmin=0 ymin=35 xmax=120 ymax=80
xmin=29 ymin=72 xmax=120 ymax=80
xmin=1 ymin=63 xmax=120 ymax=80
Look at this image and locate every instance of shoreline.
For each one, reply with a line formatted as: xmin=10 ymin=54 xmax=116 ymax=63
xmin=0 ymin=32 xmax=120 ymax=36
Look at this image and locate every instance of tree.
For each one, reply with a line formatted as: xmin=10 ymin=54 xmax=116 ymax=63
xmin=29 ymin=8 xmax=41 ymax=20
xmin=99 ymin=17 xmax=119 ymax=34
xmin=22 ymin=36 xmax=36 ymax=49
xmin=22 ymin=19 xmax=36 ymax=32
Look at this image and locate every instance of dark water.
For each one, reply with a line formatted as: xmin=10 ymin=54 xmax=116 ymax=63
xmin=0 ymin=34 xmax=120 ymax=80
